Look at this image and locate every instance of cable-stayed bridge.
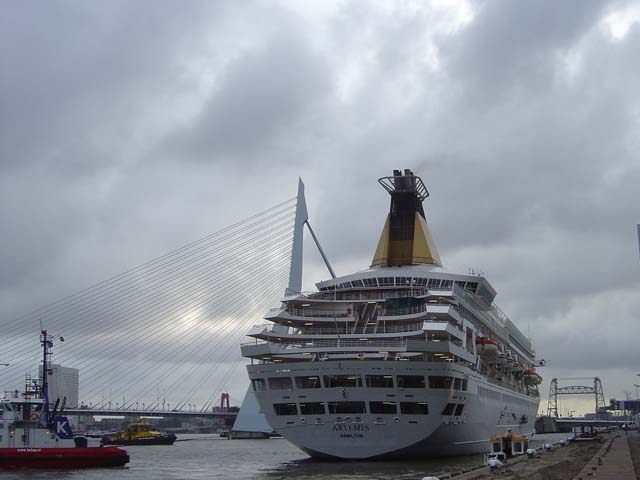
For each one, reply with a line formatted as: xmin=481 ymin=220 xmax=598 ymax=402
xmin=0 ymin=187 xmax=317 ymax=417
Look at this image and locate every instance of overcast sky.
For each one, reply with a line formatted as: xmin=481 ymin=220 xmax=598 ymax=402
xmin=2 ymin=0 xmax=640 ymax=413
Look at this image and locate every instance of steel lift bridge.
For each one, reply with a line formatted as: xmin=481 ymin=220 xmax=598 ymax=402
xmin=546 ymin=377 xmax=607 ymax=419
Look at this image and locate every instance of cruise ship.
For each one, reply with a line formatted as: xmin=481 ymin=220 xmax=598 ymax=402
xmin=240 ymin=170 xmax=541 ymax=459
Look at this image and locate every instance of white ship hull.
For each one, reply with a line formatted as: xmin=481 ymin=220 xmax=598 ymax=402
xmin=248 ymin=361 xmax=539 ymax=459
xmin=240 ymin=171 xmax=542 ymax=460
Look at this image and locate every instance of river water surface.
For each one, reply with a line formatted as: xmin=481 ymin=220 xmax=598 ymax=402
xmin=3 ymin=433 xmax=571 ymax=480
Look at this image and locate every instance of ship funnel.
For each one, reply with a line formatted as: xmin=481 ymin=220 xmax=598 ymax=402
xmin=371 ymin=170 xmax=442 ymax=267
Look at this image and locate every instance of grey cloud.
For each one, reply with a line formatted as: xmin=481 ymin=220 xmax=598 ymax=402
xmin=442 ymin=0 xmax=610 ymax=105
xmin=163 ymin=29 xmax=333 ymax=164
xmin=0 ymin=1 xmax=221 ymax=172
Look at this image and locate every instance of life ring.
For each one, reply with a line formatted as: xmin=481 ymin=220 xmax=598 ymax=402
xmin=30 ymin=412 xmax=39 ymax=420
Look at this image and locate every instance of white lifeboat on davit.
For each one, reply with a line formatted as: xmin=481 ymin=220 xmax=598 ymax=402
xmin=503 ymin=350 xmax=516 ymax=371
xmin=523 ymin=370 xmax=542 ymax=385
xmin=494 ymin=347 xmax=508 ymax=365
xmin=475 ymin=337 xmax=498 ymax=359
xmin=512 ymin=361 xmax=525 ymax=374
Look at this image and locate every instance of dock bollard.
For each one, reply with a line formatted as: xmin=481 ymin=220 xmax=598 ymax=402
xmin=543 ymin=443 xmax=552 ymax=451
xmin=422 ymin=477 xmax=440 ymax=480
xmin=526 ymin=448 xmax=537 ymax=459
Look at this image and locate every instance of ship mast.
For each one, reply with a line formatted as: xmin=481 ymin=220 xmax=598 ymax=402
xmin=40 ymin=330 xmax=53 ymax=424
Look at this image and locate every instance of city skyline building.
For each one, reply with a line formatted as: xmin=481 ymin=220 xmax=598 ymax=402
xmin=38 ymin=363 xmax=79 ymax=408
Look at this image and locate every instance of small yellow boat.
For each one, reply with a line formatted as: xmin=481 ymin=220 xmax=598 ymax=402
xmin=101 ymin=420 xmax=177 ymax=446
xmin=489 ymin=430 xmax=528 ymax=459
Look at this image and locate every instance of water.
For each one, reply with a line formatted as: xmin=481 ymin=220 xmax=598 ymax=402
xmin=1 ymin=433 xmax=571 ymax=480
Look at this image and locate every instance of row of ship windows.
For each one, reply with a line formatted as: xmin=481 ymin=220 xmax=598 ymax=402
xmin=273 ymin=401 xmax=466 ymax=417
xmin=274 ymin=401 xmax=429 ymax=416
xmin=319 ymin=277 xmax=478 ymax=292
xmin=502 ymin=392 xmax=535 ymax=408
xmin=478 ymin=387 xmax=535 ymax=405
xmin=253 ymin=375 xmax=468 ymax=392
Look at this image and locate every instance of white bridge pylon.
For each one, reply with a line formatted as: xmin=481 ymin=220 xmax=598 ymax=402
xmin=233 ymin=178 xmax=336 ymax=435
xmin=288 ymin=178 xmax=336 ymax=294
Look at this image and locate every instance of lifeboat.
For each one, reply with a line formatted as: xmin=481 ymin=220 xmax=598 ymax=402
xmin=494 ymin=350 xmax=508 ymax=365
xmin=523 ymin=370 xmax=542 ymax=385
xmin=512 ymin=362 xmax=524 ymax=374
xmin=475 ymin=337 xmax=498 ymax=358
xmin=502 ymin=350 xmax=516 ymax=371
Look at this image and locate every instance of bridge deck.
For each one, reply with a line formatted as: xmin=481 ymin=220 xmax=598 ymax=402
xmin=555 ymin=418 xmax=628 ymax=428
xmin=64 ymin=408 xmax=237 ymax=418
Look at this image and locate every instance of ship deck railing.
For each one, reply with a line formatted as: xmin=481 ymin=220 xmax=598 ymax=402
xmin=242 ymin=338 xmax=409 ymax=349
xmin=277 ymin=304 xmax=432 ymax=319
xmin=241 ymin=337 xmax=472 ymax=354
xmin=2 ymin=390 xmax=25 ymax=399
xmin=306 ymin=288 xmax=429 ymax=301
xmin=251 ymin=322 xmax=425 ymax=336
xmin=379 ymin=304 xmax=428 ymax=317
xmin=301 ymin=287 xmax=454 ymax=302
xmin=284 ymin=304 xmax=439 ymax=318
xmin=285 ymin=308 xmax=352 ymax=318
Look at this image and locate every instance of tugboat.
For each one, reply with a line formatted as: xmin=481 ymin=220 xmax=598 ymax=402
xmin=101 ymin=420 xmax=177 ymax=446
xmin=0 ymin=331 xmax=130 ymax=468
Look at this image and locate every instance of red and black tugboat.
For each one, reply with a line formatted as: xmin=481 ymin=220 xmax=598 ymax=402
xmin=0 ymin=330 xmax=130 ymax=468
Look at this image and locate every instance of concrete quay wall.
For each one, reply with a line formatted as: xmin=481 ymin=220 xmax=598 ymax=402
xmin=439 ymin=431 xmax=638 ymax=480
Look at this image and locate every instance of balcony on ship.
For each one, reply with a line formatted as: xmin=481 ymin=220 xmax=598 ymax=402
xmin=242 ymin=318 xmax=477 ymax=364
xmin=283 ymin=284 xmax=457 ymax=303
xmin=246 ymin=321 xmax=426 ymax=341
xmin=303 ymin=287 xmax=454 ymax=302
xmin=265 ymin=299 xmax=459 ymax=326
xmin=264 ymin=306 xmax=354 ymax=325
xmin=240 ymin=337 xmax=476 ymax=364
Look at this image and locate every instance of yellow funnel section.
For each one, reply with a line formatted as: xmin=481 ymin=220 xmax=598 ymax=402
xmin=371 ymin=212 xmax=442 ymax=267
